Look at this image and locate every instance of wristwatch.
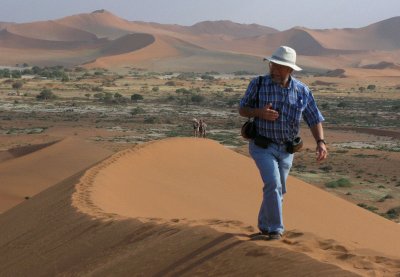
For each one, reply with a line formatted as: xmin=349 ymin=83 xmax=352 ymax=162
xmin=317 ymin=139 xmax=326 ymax=145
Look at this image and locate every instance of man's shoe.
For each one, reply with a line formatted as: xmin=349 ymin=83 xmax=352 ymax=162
xmin=268 ymin=231 xmax=282 ymax=240
xmin=249 ymin=231 xmax=269 ymax=240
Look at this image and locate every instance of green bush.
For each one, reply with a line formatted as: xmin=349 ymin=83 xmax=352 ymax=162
xmin=36 ymin=89 xmax=56 ymax=100
xmin=357 ymin=203 xmax=378 ymax=212
xmin=191 ymin=94 xmax=205 ymax=103
xmin=386 ymin=207 xmax=400 ymax=219
xmin=325 ymin=178 xmax=352 ymax=188
xmin=130 ymin=107 xmax=145 ymax=115
xmin=131 ymin=94 xmax=143 ymax=102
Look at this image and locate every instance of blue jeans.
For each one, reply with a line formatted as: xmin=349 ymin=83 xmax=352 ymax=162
xmin=249 ymin=140 xmax=294 ymax=234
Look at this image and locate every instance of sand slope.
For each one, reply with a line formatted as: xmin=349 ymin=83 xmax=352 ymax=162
xmin=1 ymin=138 xmax=398 ymax=276
xmin=0 ymin=137 xmax=112 ymax=213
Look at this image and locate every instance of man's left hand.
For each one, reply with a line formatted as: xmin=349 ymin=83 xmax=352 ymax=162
xmin=316 ymin=143 xmax=328 ymax=162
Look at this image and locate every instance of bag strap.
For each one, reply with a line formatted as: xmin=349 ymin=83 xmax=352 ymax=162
xmin=255 ymin=75 xmax=263 ymax=110
xmin=246 ymin=76 xmax=263 ymax=121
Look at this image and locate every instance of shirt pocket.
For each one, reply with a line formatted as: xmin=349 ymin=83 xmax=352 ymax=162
xmin=285 ymin=100 xmax=304 ymax=123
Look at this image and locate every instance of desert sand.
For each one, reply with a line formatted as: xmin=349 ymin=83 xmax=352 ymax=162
xmin=1 ymin=137 xmax=399 ymax=276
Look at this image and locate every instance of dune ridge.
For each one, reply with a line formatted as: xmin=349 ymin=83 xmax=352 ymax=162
xmin=70 ymin=138 xmax=400 ymax=276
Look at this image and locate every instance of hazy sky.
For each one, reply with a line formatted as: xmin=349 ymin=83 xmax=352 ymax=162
xmin=1 ymin=0 xmax=399 ymax=30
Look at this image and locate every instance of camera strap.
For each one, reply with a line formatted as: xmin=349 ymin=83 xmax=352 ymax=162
xmin=247 ymin=76 xmax=263 ymax=120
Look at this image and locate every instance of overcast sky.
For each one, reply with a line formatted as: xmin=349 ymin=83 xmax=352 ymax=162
xmin=1 ymin=0 xmax=399 ymax=30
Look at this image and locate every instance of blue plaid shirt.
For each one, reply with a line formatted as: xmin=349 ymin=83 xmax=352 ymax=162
xmin=240 ymin=75 xmax=324 ymax=143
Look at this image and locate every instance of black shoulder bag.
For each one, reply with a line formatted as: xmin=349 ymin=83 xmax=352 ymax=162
xmin=241 ymin=76 xmax=263 ymax=139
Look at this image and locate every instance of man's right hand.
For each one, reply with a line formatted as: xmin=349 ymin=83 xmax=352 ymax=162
xmin=257 ymin=103 xmax=279 ymax=121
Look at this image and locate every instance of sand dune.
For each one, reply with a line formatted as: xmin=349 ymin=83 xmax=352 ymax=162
xmin=1 ymin=138 xmax=399 ymax=275
xmin=99 ymin=33 xmax=155 ymax=56
xmin=0 ymin=29 xmax=103 ymax=50
xmin=0 ymin=137 xmax=112 ymax=213
xmin=188 ymin=20 xmax=278 ymax=38
xmin=0 ymin=11 xmax=399 ymax=71
xmin=85 ymin=34 xmax=181 ymax=69
xmin=75 ymin=138 xmax=400 ymax=257
xmin=6 ymin=21 xmax=98 ymax=41
xmin=57 ymin=10 xmax=141 ymax=39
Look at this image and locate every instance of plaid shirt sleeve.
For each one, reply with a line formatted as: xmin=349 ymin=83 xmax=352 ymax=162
xmin=302 ymin=90 xmax=325 ymax=127
xmin=239 ymin=77 xmax=258 ymax=108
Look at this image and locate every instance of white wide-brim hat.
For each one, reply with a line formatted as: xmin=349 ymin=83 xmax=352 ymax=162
xmin=264 ymin=46 xmax=302 ymax=71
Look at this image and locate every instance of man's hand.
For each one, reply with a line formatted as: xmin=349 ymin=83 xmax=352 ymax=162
xmin=316 ymin=142 xmax=328 ymax=162
xmin=258 ymin=103 xmax=279 ymax=121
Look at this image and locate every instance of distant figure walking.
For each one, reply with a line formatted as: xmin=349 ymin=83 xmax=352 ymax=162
xmin=199 ymin=119 xmax=207 ymax=138
xmin=192 ymin=118 xmax=200 ymax=137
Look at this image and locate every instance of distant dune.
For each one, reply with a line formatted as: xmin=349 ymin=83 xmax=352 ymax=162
xmin=99 ymin=33 xmax=155 ymax=56
xmin=0 ymin=11 xmax=399 ymax=72
xmin=0 ymin=137 xmax=112 ymax=213
xmin=188 ymin=20 xmax=278 ymax=38
xmin=360 ymin=61 xmax=400 ymax=69
xmin=57 ymin=10 xmax=141 ymax=39
xmin=1 ymin=138 xmax=399 ymax=276
xmin=7 ymin=21 xmax=98 ymax=41
xmin=0 ymin=29 xmax=100 ymax=50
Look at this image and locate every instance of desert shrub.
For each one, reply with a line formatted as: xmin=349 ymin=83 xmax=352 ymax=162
xmin=92 ymin=86 xmax=104 ymax=92
xmin=165 ymin=81 xmax=176 ymax=86
xmin=93 ymin=92 xmax=105 ymax=99
xmin=325 ymin=178 xmax=352 ymax=188
xmin=144 ymin=116 xmax=158 ymax=124
xmin=321 ymin=103 xmax=329 ymax=109
xmin=103 ymin=92 xmax=113 ymax=102
xmin=131 ymin=94 xmax=143 ymax=102
xmin=191 ymin=94 xmax=205 ymax=103
xmin=359 ymin=86 xmax=366 ymax=93
xmin=130 ymin=107 xmax=145 ymax=116
xmin=378 ymin=194 xmax=393 ymax=202
xmin=200 ymin=74 xmax=215 ymax=81
xmin=391 ymin=105 xmax=400 ymax=111
xmin=177 ymin=72 xmax=196 ymax=80
xmin=357 ymin=203 xmax=378 ymax=212
xmin=385 ymin=207 xmax=400 ymax=219
xmin=36 ymin=89 xmax=56 ymax=100
xmin=367 ymin=84 xmax=376 ymax=90
xmin=224 ymin=87 xmax=234 ymax=92
xmin=11 ymin=70 xmax=22 ymax=78
xmin=114 ymin=92 xmax=123 ymax=99
xmin=61 ymin=75 xmax=70 ymax=82
xmin=175 ymin=88 xmax=191 ymax=94
xmin=337 ymin=101 xmax=347 ymax=108
xmin=233 ymin=70 xmax=256 ymax=76
xmin=165 ymin=95 xmax=176 ymax=102
xmin=319 ymin=165 xmax=333 ymax=172
xmin=152 ymin=86 xmax=159 ymax=92
xmin=12 ymin=81 xmax=23 ymax=90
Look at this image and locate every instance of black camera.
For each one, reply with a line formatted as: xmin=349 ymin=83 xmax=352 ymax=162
xmin=286 ymin=137 xmax=303 ymax=154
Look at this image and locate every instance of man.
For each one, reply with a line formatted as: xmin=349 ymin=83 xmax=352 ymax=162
xmin=199 ymin=119 xmax=207 ymax=138
xmin=239 ymin=46 xmax=328 ymax=240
